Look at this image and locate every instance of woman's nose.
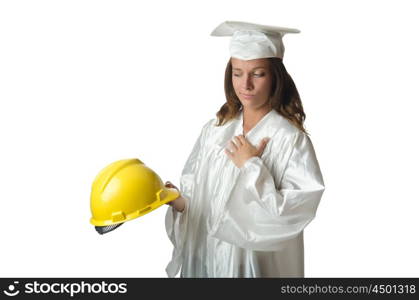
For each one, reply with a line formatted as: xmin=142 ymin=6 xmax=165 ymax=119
xmin=242 ymin=75 xmax=253 ymax=90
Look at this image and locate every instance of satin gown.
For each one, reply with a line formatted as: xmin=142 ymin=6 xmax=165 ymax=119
xmin=165 ymin=109 xmax=325 ymax=277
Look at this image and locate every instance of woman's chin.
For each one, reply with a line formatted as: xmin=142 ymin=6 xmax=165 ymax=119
xmin=240 ymin=99 xmax=260 ymax=107
xmin=240 ymin=98 xmax=256 ymax=105
xmin=240 ymin=100 xmax=272 ymax=112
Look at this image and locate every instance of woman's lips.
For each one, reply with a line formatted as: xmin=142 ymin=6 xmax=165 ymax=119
xmin=240 ymin=93 xmax=255 ymax=99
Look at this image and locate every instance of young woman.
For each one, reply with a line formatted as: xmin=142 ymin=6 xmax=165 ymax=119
xmin=164 ymin=21 xmax=325 ymax=278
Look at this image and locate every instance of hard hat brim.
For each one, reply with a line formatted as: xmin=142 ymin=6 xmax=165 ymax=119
xmin=90 ymin=187 xmax=180 ymax=227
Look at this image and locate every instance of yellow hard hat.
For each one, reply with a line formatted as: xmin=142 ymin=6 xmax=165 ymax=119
xmin=90 ymin=158 xmax=179 ymax=234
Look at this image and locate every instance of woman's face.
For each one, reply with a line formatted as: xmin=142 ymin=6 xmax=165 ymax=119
xmin=231 ymin=57 xmax=272 ymax=111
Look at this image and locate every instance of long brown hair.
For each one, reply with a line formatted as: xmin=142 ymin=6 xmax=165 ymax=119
xmin=215 ymin=57 xmax=308 ymax=135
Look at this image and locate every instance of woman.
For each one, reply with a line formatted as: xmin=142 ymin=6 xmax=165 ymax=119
xmin=164 ymin=21 xmax=325 ymax=278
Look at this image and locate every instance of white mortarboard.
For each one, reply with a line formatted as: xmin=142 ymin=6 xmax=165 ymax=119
xmin=210 ymin=20 xmax=300 ymax=60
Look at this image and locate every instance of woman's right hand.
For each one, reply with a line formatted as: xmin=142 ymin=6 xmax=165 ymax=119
xmin=164 ymin=181 xmax=185 ymax=212
xmin=165 ymin=181 xmax=179 ymax=191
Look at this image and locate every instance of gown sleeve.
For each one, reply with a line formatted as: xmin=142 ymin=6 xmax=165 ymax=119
xmin=208 ymin=130 xmax=325 ymax=252
xmin=165 ymin=119 xmax=211 ymax=277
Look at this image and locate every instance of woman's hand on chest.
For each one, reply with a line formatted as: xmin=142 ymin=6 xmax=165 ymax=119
xmin=224 ymin=134 xmax=270 ymax=168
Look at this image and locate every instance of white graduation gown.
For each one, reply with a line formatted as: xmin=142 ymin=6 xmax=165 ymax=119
xmin=165 ymin=109 xmax=325 ymax=278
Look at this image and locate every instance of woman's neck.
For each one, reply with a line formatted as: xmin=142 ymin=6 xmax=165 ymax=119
xmin=242 ymin=106 xmax=272 ymax=133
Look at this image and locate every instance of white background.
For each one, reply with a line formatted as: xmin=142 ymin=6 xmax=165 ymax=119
xmin=1 ymin=0 xmax=418 ymax=277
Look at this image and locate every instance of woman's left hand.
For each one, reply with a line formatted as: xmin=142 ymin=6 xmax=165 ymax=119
xmin=224 ymin=135 xmax=270 ymax=168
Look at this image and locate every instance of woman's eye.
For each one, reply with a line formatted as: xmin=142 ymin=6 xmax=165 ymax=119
xmin=233 ymin=73 xmax=264 ymax=77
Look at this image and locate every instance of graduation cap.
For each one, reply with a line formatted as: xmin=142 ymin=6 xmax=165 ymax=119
xmin=210 ymin=20 xmax=300 ymax=60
